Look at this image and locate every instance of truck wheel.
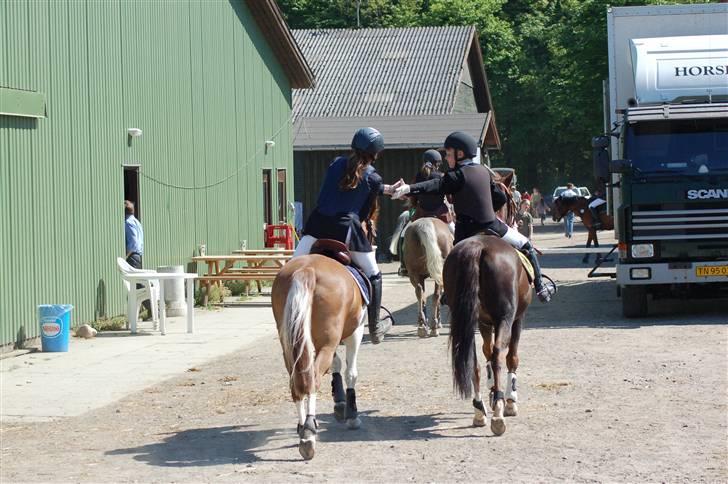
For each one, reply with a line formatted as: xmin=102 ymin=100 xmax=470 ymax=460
xmin=622 ymin=286 xmax=648 ymax=318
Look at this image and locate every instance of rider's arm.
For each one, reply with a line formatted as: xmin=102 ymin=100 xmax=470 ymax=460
xmin=409 ymin=169 xmax=464 ymax=196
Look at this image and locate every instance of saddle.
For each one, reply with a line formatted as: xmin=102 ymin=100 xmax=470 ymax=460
xmin=515 ymin=250 xmax=535 ymax=284
xmin=310 ymin=239 xmax=371 ymax=305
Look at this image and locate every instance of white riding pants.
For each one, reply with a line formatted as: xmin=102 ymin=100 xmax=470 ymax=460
xmin=588 ymin=198 xmax=606 ymax=209
xmin=293 ymin=234 xmax=379 ymax=277
xmin=501 ymin=224 xmax=529 ymax=250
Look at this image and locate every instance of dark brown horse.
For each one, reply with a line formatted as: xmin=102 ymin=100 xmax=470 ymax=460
xmin=551 ymin=196 xmax=614 ymax=263
xmin=444 ymin=234 xmax=532 ymax=436
xmin=271 ymin=253 xmax=366 ymax=460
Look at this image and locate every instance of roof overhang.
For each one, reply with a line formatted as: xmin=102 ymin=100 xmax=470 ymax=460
xmin=245 ymin=0 xmax=314 ymax=89
xmin=293 ymin=113 xmax=499 ymax=151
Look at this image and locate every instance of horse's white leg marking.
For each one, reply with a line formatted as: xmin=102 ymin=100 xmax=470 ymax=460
xmin=306 ymin=392 xmax=317 ymax=422
xmin=505 ymin=372 xmax=519 ymax=417
xmin=332 ymin=351 xmax=342 ymax=373
xmin=343 ymin=312 xmax=365 ymax=389
xmin=296 ymin=399 xmax=306 ymax=426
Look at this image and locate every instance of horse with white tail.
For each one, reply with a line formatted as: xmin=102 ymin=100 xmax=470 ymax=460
xmin=402 ymin=217 xmax=453 ymax=337
xmin=271 ymin=251 xmax=367 ymax=460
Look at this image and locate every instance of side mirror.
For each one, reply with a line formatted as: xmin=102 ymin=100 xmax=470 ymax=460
xmin=591 ymin=135 xmax=610 ymax=149
xmin=593 ymin=147 xmax=609 ymax=182
xmin=609 ymin=159 xmax=632 ymax=173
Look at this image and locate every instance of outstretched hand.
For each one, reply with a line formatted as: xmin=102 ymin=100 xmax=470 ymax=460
xmin=384 ymin=178 xmax=405 ymax=196
xmin=392 ymin=184 xmax=411 ymax=200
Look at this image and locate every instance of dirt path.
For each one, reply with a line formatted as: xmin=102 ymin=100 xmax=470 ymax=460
xmin=2 ymin=223 xmax=726 ymax=482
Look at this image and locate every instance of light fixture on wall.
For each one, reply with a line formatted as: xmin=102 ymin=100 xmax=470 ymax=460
xmin=127 ymin=128 xmax=143 ymax=147
xmin=265 ymin=140 xmax=275 ymax=154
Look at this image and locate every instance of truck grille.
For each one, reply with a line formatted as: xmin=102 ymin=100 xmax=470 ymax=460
xmin=632 ymin=207 xmax=728 ymax=241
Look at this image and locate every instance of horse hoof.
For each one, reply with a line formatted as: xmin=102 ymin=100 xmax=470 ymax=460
xmin=347 ymin=417 xmax=361 ymax=430
xmin=299 ymin=439 xmax=316 ymax=460
xmin=334 ymin=402 xmax=346 ymax=422
xmin=417 ymin=326 xmax=427 ymax=338
xmin=473 ymin=414 xmax=486 ymax=427
xmin=504 ymin=400 xmax=518 ymax=417
xmin=429 ymin=327 xmax=439 ymax=337
xmin=491 ymin=417 xmax=506 ymax=436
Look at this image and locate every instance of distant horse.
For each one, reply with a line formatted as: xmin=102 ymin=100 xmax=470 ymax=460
xmin=552 ymin=196 xmax=614 ymax=263
xmin=491 ymin=171 xmax=517 ymax=227
xmin=444 ymin=234 xmax=532 ymax=436
xmin=271 ymin=250 xmax=366 ymax=460
xmin=403 ymin=217 xmax=453 ymax=337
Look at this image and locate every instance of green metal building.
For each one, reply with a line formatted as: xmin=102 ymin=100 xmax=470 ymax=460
xmin=0 ymin=0 xmax=313 ymax=348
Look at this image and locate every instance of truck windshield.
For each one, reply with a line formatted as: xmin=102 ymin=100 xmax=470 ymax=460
xmin=624 ymin=117 xmax=728 ymax=174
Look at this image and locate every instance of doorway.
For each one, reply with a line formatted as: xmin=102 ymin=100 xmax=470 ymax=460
xmin=124 ymin=165 xmax=140 ymax=219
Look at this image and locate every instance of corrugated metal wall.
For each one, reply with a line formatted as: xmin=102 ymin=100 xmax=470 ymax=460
xmin=294 ymin=149 xmax=429 ymax=258
xmin=0 ymin=0 xmax=294 ymax=347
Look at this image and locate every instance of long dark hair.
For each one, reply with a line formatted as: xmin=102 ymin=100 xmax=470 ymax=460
xmin=339 ymin=150 xmax=375 ymax=191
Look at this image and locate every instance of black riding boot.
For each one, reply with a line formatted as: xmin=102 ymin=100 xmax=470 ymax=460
xmin=368 ymin=273 xmax=391 ymax=344
xmin=521 ymin=243 xmax=552 ymax=303
xmin=590 ymin=207 xmax=602 ymax=230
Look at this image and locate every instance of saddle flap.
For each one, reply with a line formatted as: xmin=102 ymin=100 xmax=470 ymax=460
xmin=515 ymin=250 xmax=535 ymax=284
xmin=310 ymin=239 xmax=352 ymax=266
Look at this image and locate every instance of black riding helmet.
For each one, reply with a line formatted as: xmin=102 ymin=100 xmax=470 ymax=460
xmin=444 ymin=131 xmax=478 ymax=160
xmin=352 ymin=127 xmax=384 ymax=155
xmin=422 ymin=149 xmax=442 ymax=165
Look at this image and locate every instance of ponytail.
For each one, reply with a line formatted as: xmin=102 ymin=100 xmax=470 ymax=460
xmin=339 ymin=150 xmax=374 ymax=191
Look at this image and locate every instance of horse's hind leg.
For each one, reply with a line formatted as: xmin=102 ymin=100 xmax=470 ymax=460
xmin=331 ymin=351 xmax=346 ymax=422
xmin=471 ymin=347 xmax=487 ymax=427
xmin=413 ymin=277 xmax=427 ymax=338
xmin=342 ymin=318 xmax=365 ymax=430
xmin=505 ymin=318 xmax=522 ymax=417
xmin=490 ymin=320 xmax=513 ymax=436
xmin=583 ymin=233 xmax=592 ymax=264
xmin=430 ymin=283 xmax=442 ymax=336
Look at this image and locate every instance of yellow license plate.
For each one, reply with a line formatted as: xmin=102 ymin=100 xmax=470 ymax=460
xmin=695 ymin=265 xmax=728 ymax=277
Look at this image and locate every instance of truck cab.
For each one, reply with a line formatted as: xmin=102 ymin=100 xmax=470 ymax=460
xmin=595 ymin=15 xmax=728 ymax=317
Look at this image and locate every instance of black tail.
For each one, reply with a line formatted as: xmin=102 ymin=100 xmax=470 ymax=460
xmin=448 ymin=242 xmax=483 ymax=399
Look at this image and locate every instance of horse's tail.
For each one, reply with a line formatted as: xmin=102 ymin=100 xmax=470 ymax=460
xmin=281 ymin=267 xmax=316 ymax=399
xmin=389 ymin=210 xmax=411 ymax=256
xmin=417 ymin=219 xmax=444 ymax=285
xmin=448 ymin=242 xmax=483 ymax=399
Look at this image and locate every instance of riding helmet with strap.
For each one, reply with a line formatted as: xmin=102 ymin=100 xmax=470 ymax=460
xmin=351 ymin=127 xmax=384 ymax=155
xmin=444 ymin=131 xmax=478 ymax=160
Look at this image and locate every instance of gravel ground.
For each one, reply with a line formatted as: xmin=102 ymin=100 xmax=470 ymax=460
xmin=1 ymin=222 xmax=726 ymax=483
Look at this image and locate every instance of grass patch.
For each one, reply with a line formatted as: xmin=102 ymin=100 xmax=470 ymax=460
xmin=89 ymin=315 xmax=128 ymax=332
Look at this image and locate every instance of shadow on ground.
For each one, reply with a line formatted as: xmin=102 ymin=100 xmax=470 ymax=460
xmin=106 ymin=412 xmax=485 ymax=467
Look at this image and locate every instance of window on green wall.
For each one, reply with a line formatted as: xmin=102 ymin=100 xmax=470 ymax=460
xmin=277 ymin=169 xmax=287 ymax=223
xmin=263 ymin=169 xmax=272 ymax=226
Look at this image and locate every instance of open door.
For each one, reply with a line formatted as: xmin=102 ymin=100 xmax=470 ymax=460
xmin=123 ymin=165 xmax=140 ymax=219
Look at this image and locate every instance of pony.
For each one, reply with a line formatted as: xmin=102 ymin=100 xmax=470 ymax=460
xmin=443 ymin=234 xmax=532 ymax=436
xmin=271 ymin=252 xmax=366 ymax=460
xmin=551 ymin=196 xmax=614 ymax=263
xmin=402 ymin=217 xmax=453 ymax=337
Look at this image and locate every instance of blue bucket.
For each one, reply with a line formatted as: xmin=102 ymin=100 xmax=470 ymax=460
xmin=38 ymin=304 xmax=73 ymax=352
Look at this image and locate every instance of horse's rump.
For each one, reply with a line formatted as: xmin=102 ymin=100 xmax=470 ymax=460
xmin=404 ymin=218 xmax=452 ymax=284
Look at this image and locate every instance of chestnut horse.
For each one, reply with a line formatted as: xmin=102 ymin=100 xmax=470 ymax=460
xmin=551 ymin=196 xmax=614 ymax=263
xmin=402 ymin=217 xmax=453 ymax=337
xmin=444 ymin=234 xmax=532 ymax=436
xmin=271 ymin=254 xmax=366 ymax=460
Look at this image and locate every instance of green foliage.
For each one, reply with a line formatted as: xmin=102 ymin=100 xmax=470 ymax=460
xmin=194 ymin=284 xmax=232 ymax=306
xmin=89 ymin=315 xmax=128 ymax=332
xmin=278 ymin=0 xmax=712 ymax=191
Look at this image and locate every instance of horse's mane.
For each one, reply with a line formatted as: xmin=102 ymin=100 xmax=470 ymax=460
xmin=363 ymin=196 xmax=379 ymax=244
xmin=491 ymin=172 xmax=517 ymax=227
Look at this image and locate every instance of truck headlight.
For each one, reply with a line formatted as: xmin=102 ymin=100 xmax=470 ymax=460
xmin=631 ymin=243 xmax=654 ymax=258
xmin=630 ymin=268 xmax=651 ymax=280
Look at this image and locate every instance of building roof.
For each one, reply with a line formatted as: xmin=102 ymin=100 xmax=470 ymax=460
xmin=293 ymin=113 xmax=496 ymax=151
xmin=245 ymin=0 xmax=314 ymax=89
xmin=291 ymin=26 xmax=500 ymax=150
xmin=293 ymin=26 xmax=491 ymax=117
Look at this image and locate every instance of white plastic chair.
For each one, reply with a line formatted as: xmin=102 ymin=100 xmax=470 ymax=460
xmin=116 ymin=257 xmax=160 ymax=329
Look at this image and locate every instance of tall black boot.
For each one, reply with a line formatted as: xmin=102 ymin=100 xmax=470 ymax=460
xmin=521 ymin=243 xmax=552 ymax=303
xmin=367 ymin=273 xmax=391 ymax=344
xmin=590 ymin=207 xmax=602 ymax=230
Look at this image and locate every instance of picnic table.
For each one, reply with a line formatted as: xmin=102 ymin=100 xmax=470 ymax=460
xmin=191 ymin=252 xmax=293 ymax=302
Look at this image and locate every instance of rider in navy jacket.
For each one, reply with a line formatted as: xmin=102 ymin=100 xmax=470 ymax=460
xmin=294 ymin=127 xmax=395 ymax=343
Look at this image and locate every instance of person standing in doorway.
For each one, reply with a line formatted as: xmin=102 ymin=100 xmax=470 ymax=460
xmin=125 ymin=200 xmax=151 ymax=319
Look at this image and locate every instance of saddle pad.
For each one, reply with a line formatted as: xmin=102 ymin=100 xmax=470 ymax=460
xmin=516 ymin=250 xmax=535 ymax=284
xmin=346 ymin=266 xmax=371 ymax=306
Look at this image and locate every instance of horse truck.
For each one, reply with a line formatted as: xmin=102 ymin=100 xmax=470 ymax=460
xmin=592 ymin=4 xmax=728 ymax=317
